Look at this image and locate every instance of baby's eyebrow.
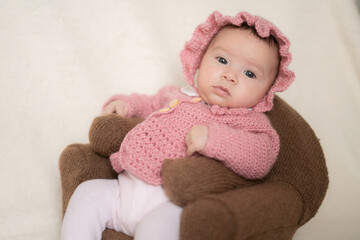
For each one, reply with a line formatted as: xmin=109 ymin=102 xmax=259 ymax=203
xmin=211 ymin=46 xmax=230 ymax=54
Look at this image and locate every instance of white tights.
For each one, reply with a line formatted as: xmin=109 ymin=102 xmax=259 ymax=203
xmin=61 ymin=172 xmax=182 ymax=240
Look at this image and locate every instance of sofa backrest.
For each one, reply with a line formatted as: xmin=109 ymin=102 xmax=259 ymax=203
xmin=266 ymin=96 xmax=329 ymax=226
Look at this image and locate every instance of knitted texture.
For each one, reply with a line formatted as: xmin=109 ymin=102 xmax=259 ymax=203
xmin=180 ymin=11 xmax=295 ymax=112
xmin=180 ymin=182 xmax=302 ymax=240
xmin=102 ymin=86 xmax=175 ymax=119
xmin=165 ymin=96 xmax=328 ymax=239
xmin=89 ymin=114 xmax=143 ymax=157
xmin=59 ymin=144 xmax=117 ymax=218
xmin=161 ymin=156 xmax=254 ymax=207
xmin=106 ymin=86 xmax=279 ymax=185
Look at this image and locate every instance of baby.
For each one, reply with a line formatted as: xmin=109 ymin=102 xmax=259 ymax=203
xmin=61 ymin=11 xmax=294 ymax=240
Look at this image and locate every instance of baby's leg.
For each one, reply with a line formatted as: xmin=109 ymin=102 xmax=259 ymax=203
xmin=61 ymin=179 xmax=121 ymax=240
xmin=134 ymin=201 xmax=182 ymax=240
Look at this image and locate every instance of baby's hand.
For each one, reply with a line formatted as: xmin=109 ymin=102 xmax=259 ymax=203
xmin=185 ymin=125 xmax=208 ymax=157
xmin=102 ymin=100 xmax=128 ymax=116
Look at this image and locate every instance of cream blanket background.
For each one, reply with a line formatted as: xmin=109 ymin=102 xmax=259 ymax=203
xmin=1 ymin=0 xmax=359 ymax=239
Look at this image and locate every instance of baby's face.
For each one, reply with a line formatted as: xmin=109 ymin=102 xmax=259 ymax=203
xmin=196 ymin=27 xmax=279 ymax=108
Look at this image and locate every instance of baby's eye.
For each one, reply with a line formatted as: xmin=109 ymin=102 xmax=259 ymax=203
xmin=216 ymin=57 xmax=228 ymax=65
xmin=244 ymin=70 xmax=256 ymax=79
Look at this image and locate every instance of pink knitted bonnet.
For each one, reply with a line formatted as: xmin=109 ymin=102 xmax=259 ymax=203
xmin=180 ymin=11 xmax=295 ymax=112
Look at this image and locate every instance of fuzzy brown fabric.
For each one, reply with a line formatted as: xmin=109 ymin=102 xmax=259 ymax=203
xmin=59 ymin=96 xmax=329 ymax=240
xmin=89 ymin=115 xmax=143 ymax=157
xmin=59 ymin=143 xmax=117 ymax=217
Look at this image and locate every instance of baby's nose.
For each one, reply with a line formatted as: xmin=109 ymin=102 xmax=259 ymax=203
xmin=221 ymin=72 xmax=238 ymax=84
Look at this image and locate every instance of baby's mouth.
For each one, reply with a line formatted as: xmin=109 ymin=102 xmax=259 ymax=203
xmin=213 ymin=86 xmax=230 ymax=96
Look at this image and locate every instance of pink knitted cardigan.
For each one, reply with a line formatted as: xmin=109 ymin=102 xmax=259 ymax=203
xmin=105 ymin=86 xmax=279 ymax=185
xmin=105 ymin=11 xmax=295 ymax=185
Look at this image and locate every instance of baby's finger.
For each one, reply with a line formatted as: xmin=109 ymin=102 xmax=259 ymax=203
xmin=102 ymin=105 xmax=115 ymax=115
xmin=186 ymin=144 xmax=196 ymax=157
xmin=115 ymin=104 xmax=125 ymax=116
xmin=185 ymin=132 xmax=191 ymax=146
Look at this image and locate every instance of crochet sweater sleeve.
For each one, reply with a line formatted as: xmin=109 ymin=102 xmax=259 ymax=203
xmin=102 ymin=86 xmax=177 ymax=118
xmin=200 ymin=119 xmax=280 ymax=180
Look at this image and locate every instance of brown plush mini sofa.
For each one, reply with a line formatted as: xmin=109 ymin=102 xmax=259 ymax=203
xmin=59 ymin=96 xmax=329 ymax=240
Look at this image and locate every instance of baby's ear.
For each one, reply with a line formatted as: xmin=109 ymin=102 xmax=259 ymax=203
xmin=89 ymin=115 xmax=143 ymax=157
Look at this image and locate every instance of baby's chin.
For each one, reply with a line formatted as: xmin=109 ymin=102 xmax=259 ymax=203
xmin=217 ymin=101 xmax=253 ymax=109
xmin=207 ymin=100 xmax=239 ymax=109
xmin=201 ymin=94 xmax=253 ymax=109
xmin=225 ymin=99 xmax=261 ymax=109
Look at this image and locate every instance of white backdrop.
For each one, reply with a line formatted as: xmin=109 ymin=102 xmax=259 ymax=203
xmin=0 ymin=0 xmax=359 ymax=239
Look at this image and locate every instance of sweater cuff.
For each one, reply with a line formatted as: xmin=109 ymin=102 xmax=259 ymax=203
xmin=110 ymin=152 xmax=124 ymax=173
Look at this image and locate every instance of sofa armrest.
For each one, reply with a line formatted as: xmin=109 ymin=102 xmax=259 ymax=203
xmin=180 ymin=181 xmax=303 ymax=240
xmin=161 ymin=157 xmax=252 ymax=207
xmin=89 ymin=114 xmax=143 ymax=157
